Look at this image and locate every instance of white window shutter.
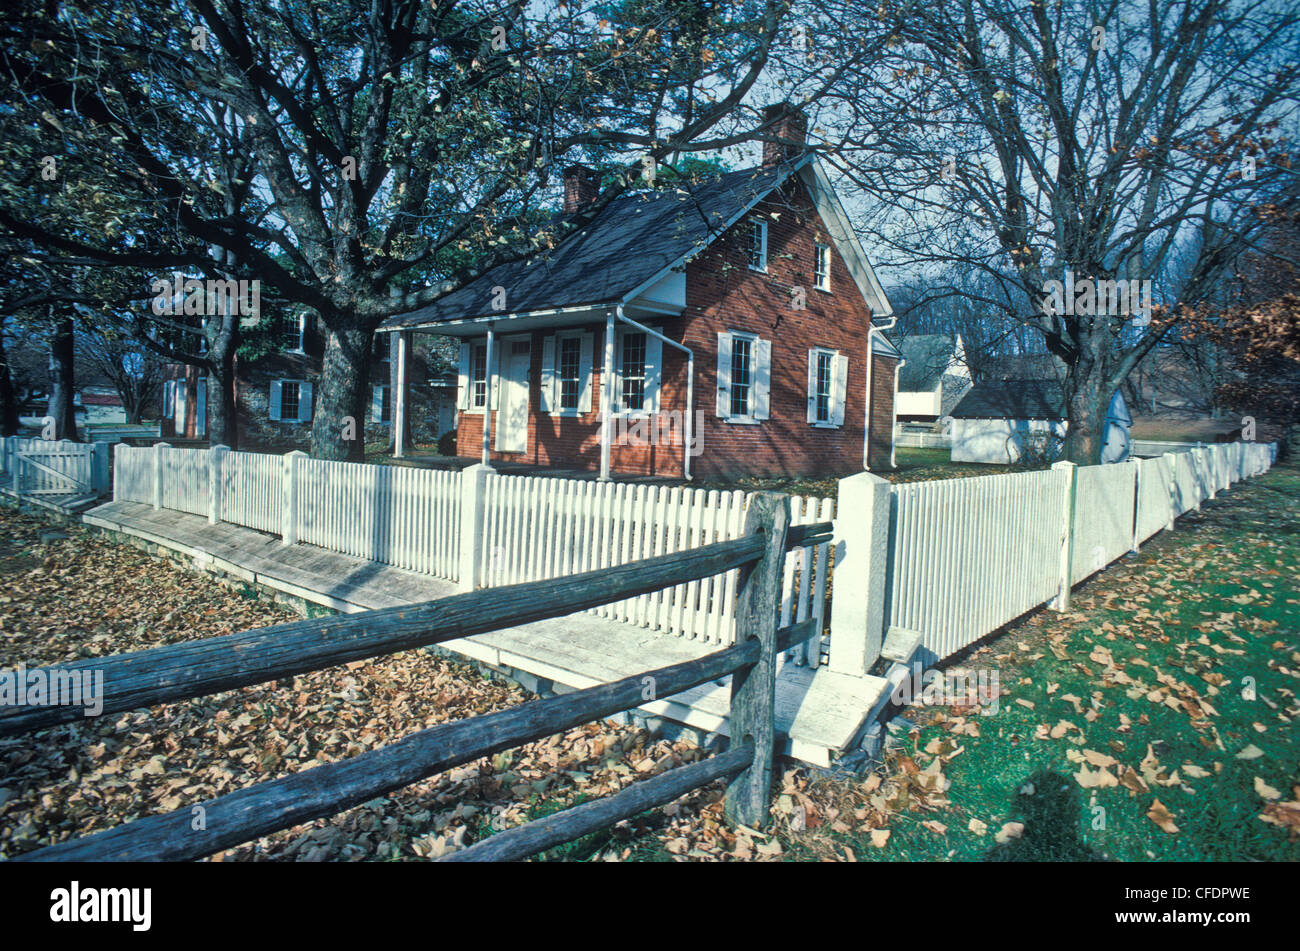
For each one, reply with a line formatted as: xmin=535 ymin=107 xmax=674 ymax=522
xmin=371 ymin=385 xmax=384 ymax=422
xmin=269 ymin=381 xmax=282 ymax=421
xmin=456 ymin=343 xmax=470 ymax=410
xmin=578 ymin=333 xmax=595 ymax=413
xmin=540 ymin=336 xmax=556 ymax=413
xmin=806 ymin=350 xmax=818 ymax=424
xmin=299 ymin=381 xmax=313 ymax=422
xmin=644 ymin=333 xmax=663 ymax=412
xmin=164 ymin=381 xmax=174 ymax=418
xmin=831 ymin=353 xmax=848 ymax=427
xmin=715 ymin=332 xmax=732 ymax=417
xmin=175 ymin=383 xmax=187 ymax=430
xmin=753 ymin=338 xmax=772 ymax=420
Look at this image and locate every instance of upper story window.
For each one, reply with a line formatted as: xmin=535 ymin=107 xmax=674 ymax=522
xmin=558 ymin=336 xmax=582 ymax=412
xmin=281 ymin=312 xmax=304 ymax=351
xmin=814 ymin=243 xmax=831 ymax=291
xmin=746 ymin=220 xmax=768 ymax=272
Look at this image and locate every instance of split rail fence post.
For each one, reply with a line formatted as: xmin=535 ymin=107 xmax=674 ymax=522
xmin=457 ymin=463 xmax=495 ymax=592
xmin=826 ymin=471 xmax=891 ymax=675
xmin=209 ymin=445 xmax=229 ymax=525
xmin=1050 ymin=460 xmax=1077 ymax=611
xmin=153 ymin=442 xmax=170 ymax=510
xmin=723 ymin=491 xmax=789 ymax=830
xmin=281 ymin=450 xmax=306 ymax=546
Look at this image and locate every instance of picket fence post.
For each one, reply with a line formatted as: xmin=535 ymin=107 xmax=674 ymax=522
xmin=1050 ymin=460 xmax=1077 ymax=612
xmin=153 ymin=442 xmax=170 ymax=510
xmin=1163 ymin=451 xmax=1179 ymax=532
xmin=827 ymin=471 xmax=891 ymax=675
xmin=209 ymin=445 xmax=229 ymax=525
xmin=457 ymin=463 xmax=495 ymax=592
xmin=281 ymin=450 xmax=306 ymax=546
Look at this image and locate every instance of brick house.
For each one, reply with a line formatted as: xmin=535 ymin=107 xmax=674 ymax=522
xmin=379 ymin=104 xmax=901 ymax=479
xmin=161 ymin=312 xmax=455 ymax=451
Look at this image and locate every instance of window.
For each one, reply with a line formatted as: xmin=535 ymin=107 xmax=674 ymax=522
xmin=716 ymin=331 xmax=770 ymax=422
xmin=280 ymin=381 xmax=300 ymax=421
xmin=815 ymin=244 xmax=831 ymax=291
xmin=806 ymin=347 xmax=846 ymax=428
xmin=814 ymin=350 xmax=833 ymax=422
xmin=471 ymin=344 xmax=488 ymax=409
xmin=163 ymin=380 xmax=175 ymax=418
xmin=620 ymin=331 xmax=647 ymax=413
xmin=746 ymin=220 xmax=767 ymax=271
xmin=282 ymin=312 xmax=304 ymax=351
xmin=730 ymin=336 xmax=752 ymax=418
xmin=558 ymin=336 xmax=582 ymax=412
xmin=377 ymin=385 xmax=392 ymax=423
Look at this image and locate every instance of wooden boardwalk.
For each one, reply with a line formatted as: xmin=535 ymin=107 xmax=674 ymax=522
xmin=82 ymin=499 xmax=889 ymax=766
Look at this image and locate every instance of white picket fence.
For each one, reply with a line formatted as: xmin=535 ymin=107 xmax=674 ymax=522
xmin=107 ymin=438 xmax=1277 ymax=682
xmin=113 ymin=444 xmax=462 ymax=582
xmin=477 ymin=474 xmax=833 ymax=664
xmin=834 ymin=441 xmax=1278 ymax=667
xmin=1 ymin=436 xmax=110 ymax=498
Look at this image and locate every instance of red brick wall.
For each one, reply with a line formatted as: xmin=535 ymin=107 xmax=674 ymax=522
xmin=456 ymin=177 xmax=896 ymax=479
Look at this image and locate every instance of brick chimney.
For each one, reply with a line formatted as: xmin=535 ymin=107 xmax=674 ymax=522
xmin=761 ymin=102 xmax=808 ymax=168
xmin=562 ymin=164 xmax=599 ymax=215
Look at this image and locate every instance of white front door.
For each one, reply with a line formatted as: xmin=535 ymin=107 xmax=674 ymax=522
xmin=495 ymin=341 xmax=530 ymax=454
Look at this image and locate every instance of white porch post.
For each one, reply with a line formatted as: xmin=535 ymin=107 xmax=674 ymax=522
xmin=600 ymin=308 xmax=616 ymax=481
xmin=481 ymin=327 xmax=494 ymax=466
xmin=394 ymin=330 xmax=410 ymax=458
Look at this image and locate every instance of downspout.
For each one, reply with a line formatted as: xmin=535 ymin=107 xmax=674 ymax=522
xmin=890 ymin=357 xmax=905 ymax=469
xmin=613 ymin=309 xmax=695 ymax=481
xmin=863 ymin=314 xmax=897 ymax=470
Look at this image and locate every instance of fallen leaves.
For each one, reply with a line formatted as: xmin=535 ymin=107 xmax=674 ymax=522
xmin=1146 ymin=799 xmax=1180 ymax=834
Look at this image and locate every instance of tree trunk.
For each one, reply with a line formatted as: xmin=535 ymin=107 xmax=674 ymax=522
xmin=311 ymin=325 xmax=371 ymax=461
xmin=1062 ymin=370 xmax=1107 ymax=465
xmin=206 ymin=331 xmax=239 ymax=450
xmin=0 ymin=324 xmax=20 ymax=436
xmin=46 ymin=311 xmax=78 ymax=440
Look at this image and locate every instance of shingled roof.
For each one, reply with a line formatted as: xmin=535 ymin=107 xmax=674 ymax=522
xmin=949 ymin=379 xmax=1068 ymax=420
xmin=381 ymin=163 xmax=798 ymax=331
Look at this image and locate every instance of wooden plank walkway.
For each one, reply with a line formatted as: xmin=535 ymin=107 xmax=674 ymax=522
xmin=82 ymin=500 xmax=889 ymax=766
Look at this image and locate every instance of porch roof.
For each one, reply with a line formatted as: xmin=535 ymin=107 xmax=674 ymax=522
xmin=379 ymin=162 xmax=799 ymax=334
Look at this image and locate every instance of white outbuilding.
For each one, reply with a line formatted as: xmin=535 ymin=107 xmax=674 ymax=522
xmin=949 ymin=379 xmax=1131 ymax=465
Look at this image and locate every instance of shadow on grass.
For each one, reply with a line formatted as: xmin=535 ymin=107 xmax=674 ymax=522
xmin=984 ymin=770 xmax=1108 ymax=862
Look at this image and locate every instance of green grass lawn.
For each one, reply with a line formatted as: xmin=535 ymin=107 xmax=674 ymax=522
xmin=540 ymin=457 xmax=1299 ymax=862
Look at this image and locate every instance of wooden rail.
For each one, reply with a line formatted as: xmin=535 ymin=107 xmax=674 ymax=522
xmin=11 ymin=492 xmax=795 ymax=862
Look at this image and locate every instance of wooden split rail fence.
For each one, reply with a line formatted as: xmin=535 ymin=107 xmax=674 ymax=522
xmin=3 ymin=493 xmax=829 ymax=862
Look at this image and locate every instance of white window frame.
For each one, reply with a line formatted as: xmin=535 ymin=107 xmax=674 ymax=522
xmin=746 ymin=220 xmax=768 ymax=272
xmin=555 ymin=332 xmax=585 ymax=415
xmin=814 ymin=243 xmax=831 ymax=291
xmin=810 ymin=347 xmax=836 ymax=426
xmin=163 ymin=380 xmax=175 ymax=419
xmin=469 ymin=342 xmax=489 ymax=413
xmin=611 ymin=326 xmax=661 ymax=418
xmin=718 ymin=330 xmax=769 ymax=424
xmin=283 ymin=312 xmax=305 ymax=352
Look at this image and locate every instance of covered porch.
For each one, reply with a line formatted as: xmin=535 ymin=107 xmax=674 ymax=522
xmin=380 ymin=297 xmax=699 ymax=481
